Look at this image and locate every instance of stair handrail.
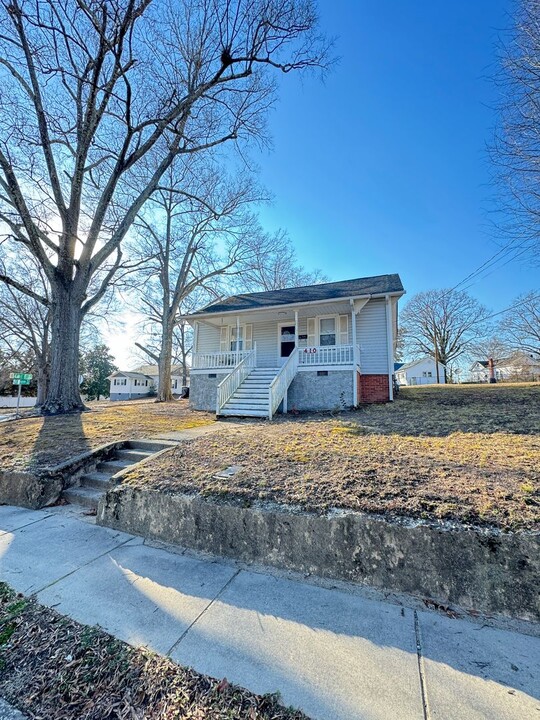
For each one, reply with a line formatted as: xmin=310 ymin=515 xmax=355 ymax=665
xmin=268 ymin=348 xmax=299 ymax=420
xmin=216 ymin=344 xmax=257 ymax=415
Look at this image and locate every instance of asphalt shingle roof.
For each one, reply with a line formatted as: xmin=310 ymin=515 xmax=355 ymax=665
xmin=192 ymin=274 xmax=404 ymax=315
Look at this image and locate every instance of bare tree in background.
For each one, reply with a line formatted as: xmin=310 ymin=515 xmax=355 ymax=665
xmin=500 ymin=291 xmax=540 ymax=356
xmin=491 ymin=0 xmax=540 ymax=259
xmin=0 ymin=0 xmax=326 ymax=414
xmin=131 ymin=162 xmax=265 ymax=402
xmin=0 ymin=254 xmax=51 ymax=405
xmin=238 ymin=228 xmax=327 ymax=291
xmin=466 ymin=335 xmax=512 ymax=365
xmin=400 ymin=289 xmax=492 ymax=381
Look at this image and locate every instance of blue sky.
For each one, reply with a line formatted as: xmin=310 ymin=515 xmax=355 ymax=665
xmin=256 ymin=0 xmax=538 ymax=312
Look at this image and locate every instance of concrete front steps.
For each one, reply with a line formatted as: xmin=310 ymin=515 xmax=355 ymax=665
xmin=219 ymin=368 xmax=280 ymax=418
xmin=63 ymin=440 xmax=173 ymax=512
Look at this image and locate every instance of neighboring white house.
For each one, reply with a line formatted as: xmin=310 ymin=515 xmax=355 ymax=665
xmin=469 ymin=352 xmax=540 ymax=383
xmin=186 ymin=274 xmax=405 ymax=418
xmin=108 ymin=364 xmax=186 ymax=401
xmin=394 ymin=356 xmax=446 ymax=386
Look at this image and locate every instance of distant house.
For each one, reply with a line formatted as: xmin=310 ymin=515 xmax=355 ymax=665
xmin=108 ymin=364 xmax=186 ymax=401
xmin=394 ymin=356 xmax=446 ymax=386
xmin=185 ymin=273 xmax=405 ymax=418
xmin=469 ymin=352 xmax=540 ymax=383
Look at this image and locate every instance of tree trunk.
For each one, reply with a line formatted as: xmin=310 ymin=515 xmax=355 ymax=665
xmin=35 ymin=359 xmax=49 ymax=408
xmin=41 ymin=283 xmax=85 ymax=414
xmin=157 ymin=320 xmax=174 ymax=402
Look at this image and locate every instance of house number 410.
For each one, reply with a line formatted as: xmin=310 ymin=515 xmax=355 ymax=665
xmin=304 ymin=348 xmax=317 ymax=353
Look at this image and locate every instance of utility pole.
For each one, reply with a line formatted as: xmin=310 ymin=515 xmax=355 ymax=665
xmin=433 ymin=324 xmax=440 ymax=384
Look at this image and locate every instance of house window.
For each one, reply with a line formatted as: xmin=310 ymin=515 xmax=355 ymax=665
xmin=230 ymin=325 xmax=244 ymax=351
xmin=319 ymin=317 xmax=336 ymax=346
xmin=220 ymin=324 xmax=253 ymax=352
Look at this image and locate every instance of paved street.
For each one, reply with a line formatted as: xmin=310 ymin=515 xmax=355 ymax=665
xmin=0 ymin=505 xmax=538 ymax=720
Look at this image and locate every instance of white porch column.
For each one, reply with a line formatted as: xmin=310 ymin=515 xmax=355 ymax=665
xmin=236 ymin=315 xmax=240 ymax=364
xmin=385 ymin=295 xmax=394 ymax=401
xmin=294 ymin=310 xmax=299 ymax=348
xmin=193 ymin=321 xmax=200 ymax=354
xmin=350 ymin=300 xmax=357 ymax=406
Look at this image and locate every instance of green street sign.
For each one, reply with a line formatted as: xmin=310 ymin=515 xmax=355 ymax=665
xmin=10 ymin=372 xmax=32 ymax=380
xmin=12 ymin=378 xmax=31 ymax=385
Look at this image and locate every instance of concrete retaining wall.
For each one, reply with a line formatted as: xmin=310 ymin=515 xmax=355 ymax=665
xmin=97 ymin=488 xmax=540 ymax=622
xmin=288 ymin=370 xmax=353 ymax=411
xmin=0 ymin=441 xmax=125 ymax=509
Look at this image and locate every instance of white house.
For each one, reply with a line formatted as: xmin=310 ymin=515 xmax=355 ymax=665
xmin=469 ymin=352 xmax=540 ymax=383
xmin=186 ymin=274 xmax=405 ymax=418
xmin=394 ymin=356 xmax=446 ymax=386
xmin=108 ymin=364 xmax=185 ymax=401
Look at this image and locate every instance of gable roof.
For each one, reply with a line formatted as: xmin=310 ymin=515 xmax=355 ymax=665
xmin=108 ymin=371 xmax=154 ymax=380
xmin=133 ymin=364 xmax=185 ymax=377
xmin=190 ymin=274 xmax=404 ymax=316
xmin=394 ymin=362 xmax=404 ymax=371
xmin=396 ymin=356 xmax=446 ymax=372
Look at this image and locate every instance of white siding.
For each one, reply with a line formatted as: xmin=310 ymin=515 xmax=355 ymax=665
xmin=253 ymin=320 xmax=279 ymax=367
xmin=397 ymin=358 xmax=446 ymax=385
xmin=356 ymin=299 xmax=388 ymax=374
xmin=196 ymin=323 xmax=220 ymax=353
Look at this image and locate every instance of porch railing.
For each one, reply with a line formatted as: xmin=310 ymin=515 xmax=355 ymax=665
xmin=216 ymin=346 xmax=257 ymax=415
xmin=298 ymin=344 xmax=356 ymax=366
xmin=268 ymin=348 xmax=299 ymax=420
xmin=193 ymin=350 xmax=251 ymax=369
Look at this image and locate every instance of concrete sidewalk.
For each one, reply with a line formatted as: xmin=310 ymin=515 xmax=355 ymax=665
xmin=0 ymin=505 xmax=538 ymax=720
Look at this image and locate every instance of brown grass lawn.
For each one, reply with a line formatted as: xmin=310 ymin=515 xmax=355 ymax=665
xmin=0 ymin=399 xmax=213 ymax=473
xmin=125 ymin=383 xmax=540 ymax=531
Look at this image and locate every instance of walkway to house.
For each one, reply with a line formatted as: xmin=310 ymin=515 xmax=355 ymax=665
xmin=0 ymin=505 xmax=538 ymax=720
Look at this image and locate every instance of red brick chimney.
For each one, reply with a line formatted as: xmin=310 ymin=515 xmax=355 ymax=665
xmin=488 ymin=357 xmax=497 ymax=383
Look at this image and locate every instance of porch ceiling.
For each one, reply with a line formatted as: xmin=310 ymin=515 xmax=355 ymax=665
xmin=191 ymin=301 xmax=354 ymax=327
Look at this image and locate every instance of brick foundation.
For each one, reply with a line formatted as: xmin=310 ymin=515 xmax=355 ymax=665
xmin=358 ymin=373 xmax=390 ymax=403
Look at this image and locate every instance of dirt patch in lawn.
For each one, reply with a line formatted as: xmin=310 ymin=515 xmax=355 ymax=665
xmin=125 ymin=384 xmax=540 ymax=531
xmin=0 ymin=583 xmax=307 ymax=720
xmin=0 ymin=399 xmax=213 ymax=473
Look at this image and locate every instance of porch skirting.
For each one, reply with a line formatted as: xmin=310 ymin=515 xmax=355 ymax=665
xmin=287 ymin=370 xmax=353 ymax=412
xmin=190 ymin=371 xmax=229 ymax=411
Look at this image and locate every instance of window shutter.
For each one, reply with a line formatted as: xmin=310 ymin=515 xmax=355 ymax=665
xmin=307 ymin=318 xmax=316 ymax=346
xmin=220 ymin=326 xmax=229 ymax=352
xmin=244 ymin=324 xmax=253 ymax=350
xmin=339 ymin=315 xmax=349 ymax=345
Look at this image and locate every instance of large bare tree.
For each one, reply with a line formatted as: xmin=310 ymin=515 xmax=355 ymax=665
xmin=0 ymin=0 xmax=325 ymax=413
xmin=491 ymin=0 xmax=540 ymax=259
xmin=400 ymin=289 xmax=492 ymax=381
xmin=132 ymin=161 xmax=264 ymax=401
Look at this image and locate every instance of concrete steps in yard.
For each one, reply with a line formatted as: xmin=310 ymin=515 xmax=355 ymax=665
xmin=62 ymin=440 xmax=174 ymax=513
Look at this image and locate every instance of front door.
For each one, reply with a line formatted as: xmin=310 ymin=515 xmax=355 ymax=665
xmin=278 ymin=324 xmax=296 ymax=364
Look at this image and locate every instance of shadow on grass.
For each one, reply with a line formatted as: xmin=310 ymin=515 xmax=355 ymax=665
xmin=30 ymin=411 xmax=91 ymax=469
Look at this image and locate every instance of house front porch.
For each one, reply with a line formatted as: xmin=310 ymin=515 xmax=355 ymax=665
xmin=189 ymin=304 xmax=365 ymax=417
xmin=187 ymin=290 xmax=397 ymax=417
